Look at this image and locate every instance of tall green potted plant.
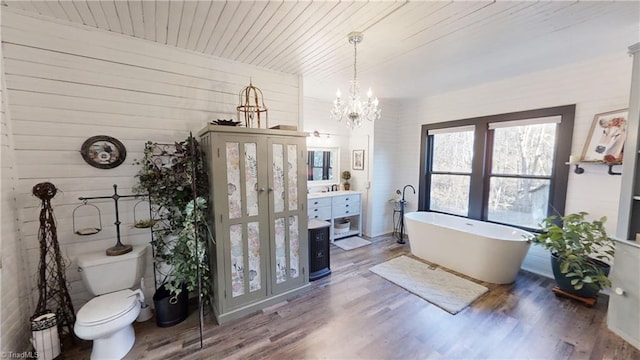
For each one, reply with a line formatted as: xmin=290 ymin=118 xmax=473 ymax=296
xmin=531 ymin=212 xmax=615 ymax=298
xmin=133 ymin=136 xmax=211 ymax=326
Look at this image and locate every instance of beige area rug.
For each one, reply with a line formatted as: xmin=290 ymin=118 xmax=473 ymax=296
xmin=369 ymin=255 xmax=488 ymax=314
xmin=333 ymin=236 xmax=371 ymax=251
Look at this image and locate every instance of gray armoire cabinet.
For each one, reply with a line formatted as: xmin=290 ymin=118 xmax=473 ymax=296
xmin=609 ymin=42 xmax=640 ymax=351
xmin=198 ymin=126 xmax=310 ymax=324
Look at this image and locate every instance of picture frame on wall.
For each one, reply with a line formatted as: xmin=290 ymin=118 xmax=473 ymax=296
xmin=581 ymin=109 xmax=628 ymax=162
xmin=352 ymin=150 xmax=364 ymax=170
xmin=80 ymin=135 xmax=127 ymax=169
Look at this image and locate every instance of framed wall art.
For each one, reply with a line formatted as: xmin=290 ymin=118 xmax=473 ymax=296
xmin=581 ymin=109 xmax=628 ymax=162
xmin=80 ymin=135 xmax=127 ymax=169
xmin=352 ymin=149 xmax=364 ymax=170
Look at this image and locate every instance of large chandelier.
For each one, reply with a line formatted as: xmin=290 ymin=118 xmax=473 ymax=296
xmin=330 ymin=31 xmax=381 ymax=129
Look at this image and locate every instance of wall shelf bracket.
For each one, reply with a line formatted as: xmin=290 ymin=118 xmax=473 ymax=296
xmin=568 ymin=162 xmax=621 ymax=175
xmin=607 ymin=163 xmax=622 ymax=176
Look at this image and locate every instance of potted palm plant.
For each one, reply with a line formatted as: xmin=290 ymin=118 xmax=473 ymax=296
xmin=531 ymin=212 xmax=615 ymax=299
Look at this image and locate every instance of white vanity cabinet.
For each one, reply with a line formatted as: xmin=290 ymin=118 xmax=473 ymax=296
xmin=307 ymin=191 xmax=363 ymax=242
xmin=199 ymin=126 xmax=310 ymax=324
xmin=307 ymin=197 xmax=332 ymax=221
xmin=332 ymin=194 xmax=361 ymax=218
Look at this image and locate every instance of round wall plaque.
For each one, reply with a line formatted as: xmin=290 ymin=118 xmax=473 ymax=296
xmin=80 ymin=135 xmax=126 ymax=169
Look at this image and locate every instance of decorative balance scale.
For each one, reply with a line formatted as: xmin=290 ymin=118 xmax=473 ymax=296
xmin=74 ymin=184 xmax=147 ymax=256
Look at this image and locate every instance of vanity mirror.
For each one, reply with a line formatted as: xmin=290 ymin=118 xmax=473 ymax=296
xmin=307 ymin=147 xmax=340 ymax=185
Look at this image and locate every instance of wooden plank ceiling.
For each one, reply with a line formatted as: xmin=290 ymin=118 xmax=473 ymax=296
xmin=2 ymin=1 xmax=639 ymax=99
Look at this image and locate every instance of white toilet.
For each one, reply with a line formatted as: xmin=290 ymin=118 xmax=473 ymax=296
xmin=74 ymin=246 xmax=147 ymax=360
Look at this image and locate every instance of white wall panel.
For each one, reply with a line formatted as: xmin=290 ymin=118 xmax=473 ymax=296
xmin=0 ymin=14 xmax=31 ymax=351
xmin=302 ymin=97 xmax=351 ymax=193
xmin=349 ymin=131 xmax=372 ymax=236
xmin=370 ymin=100 xmax=403 ymax=238
xmin=304 ymin=97 xmax=402 ymax=239
xmin=303 ymin=97 xmax=390 ymax=238
xmin=1 ymin=9 xmax=300 ymax=312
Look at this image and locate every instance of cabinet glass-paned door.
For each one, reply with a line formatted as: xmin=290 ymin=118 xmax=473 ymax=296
xmin=269 ymin=138 xmax=307 ymax=293
xmin=288 ymin=215 xmax=300 ymax=279
xmin=223 ymin=138 xmax=267 ymax=307
xmin=230 ymin=223 xmax=262 ymax=297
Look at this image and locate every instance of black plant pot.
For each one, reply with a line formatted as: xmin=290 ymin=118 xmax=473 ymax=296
xmin=153 ymin=283 xmax=188 ymax=327
xmin=550 ymin=253 xmax=610 ymax=298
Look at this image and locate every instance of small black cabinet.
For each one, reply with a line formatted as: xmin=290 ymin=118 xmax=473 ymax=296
xmin=308 ymin=219 xmax=331 ymax=281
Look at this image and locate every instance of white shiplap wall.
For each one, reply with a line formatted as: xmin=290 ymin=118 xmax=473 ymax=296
xmin=302 ymin=97 xmax=377 ymax=235
xmin=1 ymin=11 xmax=31 ymax=351
xmin=349 ymin=128 xmax=372 ymax=236
xmin=302 ymin=97 xmax=371 ymax=233
xmin=369 ymin=99 xmax=402 ymax=238
xmin=393 ymin=52 xmax=633 ymax=278
xmin=303 ymin=97 xmax=401 ymax=238
xmin=1 ymin=8 xmax=300 ymax=311
xmin=302 ymin=97 xmax=351 ymax=192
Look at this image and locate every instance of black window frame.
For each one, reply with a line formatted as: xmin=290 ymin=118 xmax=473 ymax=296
xmin=418 ymin=105 xmax=575 ymax=231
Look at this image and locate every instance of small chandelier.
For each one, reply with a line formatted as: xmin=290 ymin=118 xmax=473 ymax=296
xmin=330 ymin=31 xmax=381 ymax=129
xmin=237 ymin=79 xmax=268 ymax=128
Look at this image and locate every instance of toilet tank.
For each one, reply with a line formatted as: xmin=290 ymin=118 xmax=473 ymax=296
xmin=77 ymin=245 xmax=147 ymax=296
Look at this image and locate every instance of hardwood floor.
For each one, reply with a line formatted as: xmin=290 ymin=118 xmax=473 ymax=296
xmin=61 ymin=235 xmax=639 ymax=359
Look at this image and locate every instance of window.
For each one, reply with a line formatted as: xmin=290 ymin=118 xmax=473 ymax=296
xmin=419 ymin=106 xmax=575 ymax=230
xmin=429 ymin=126 xmax=475 ymax=216
xmin=487 ymin=118 xmax=559 ymax=228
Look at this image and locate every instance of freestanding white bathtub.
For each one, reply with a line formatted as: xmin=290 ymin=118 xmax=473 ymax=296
xmin=404 ymin=211 xmax=532 ymax=284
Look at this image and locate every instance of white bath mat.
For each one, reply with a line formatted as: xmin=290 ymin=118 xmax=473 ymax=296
xmin=369 ymin=255 xmax=488 ymax=314
xmin=333 ymin=236 xmax=371 ymax=251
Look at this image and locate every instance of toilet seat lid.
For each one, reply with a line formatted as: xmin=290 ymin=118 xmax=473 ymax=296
xmin=77 ymin=289 xmax=139 ymax=326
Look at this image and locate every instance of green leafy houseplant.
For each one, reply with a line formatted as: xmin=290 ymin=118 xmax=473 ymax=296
xmin=133 ymin=137 xmax=211 ymax=302
xmin=133 ymin=138 xmax=208 ymax=231
xmin=531 ymin=212 xmax=615 ymax=295
xmin=164 ymin=197 xmax=210 ymax=301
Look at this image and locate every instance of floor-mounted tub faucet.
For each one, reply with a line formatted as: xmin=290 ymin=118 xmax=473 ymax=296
xmin=398 ymin=184 xmax=416 ymax=244
xmin=402 ymin=184 xmax=416 ymax=202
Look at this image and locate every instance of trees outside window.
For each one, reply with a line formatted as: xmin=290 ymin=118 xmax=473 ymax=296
xmin=429 ymin=129 xmax=474 ymax=216
xmin=488 ymin=122 xmax=556 ymax=228
xmin=419 ymin=105 xmax=575 ymax=230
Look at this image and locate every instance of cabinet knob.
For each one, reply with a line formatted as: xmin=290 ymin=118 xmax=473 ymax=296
xmin=258 ymin=188 xmax=266 ymax=193
xmin=345 ymin=210 xmax=349 ymax=213
xmin=615 ymin=287 xmax=625 ymax=296
xmin=346 ymin=204 xmax=349 ymax=207
xmin=314 ymin=209 xmax=318 ymax=212
xmin=314 ymin=201 xmax=318 ymax=205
